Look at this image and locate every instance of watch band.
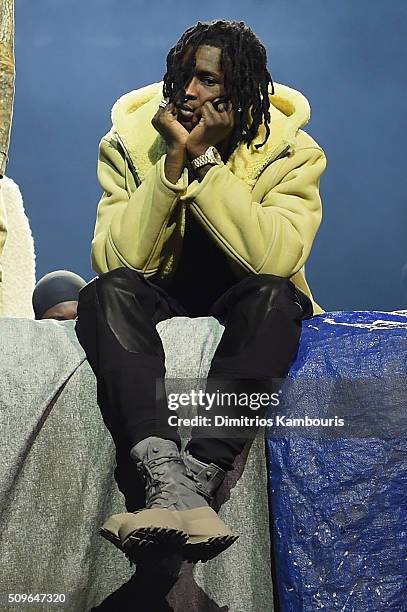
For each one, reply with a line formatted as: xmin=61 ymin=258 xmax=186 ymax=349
xmin=191 ymin=146 xmax=222 ymax=170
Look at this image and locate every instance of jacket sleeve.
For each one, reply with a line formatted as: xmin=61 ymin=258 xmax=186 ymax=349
xmin=91 ymin=136 xmax=188 ymax=275
xmin=0 ymin=180 xmax=7 ymax=314
xmin=184 ymin=145 xmax=326 ymax=277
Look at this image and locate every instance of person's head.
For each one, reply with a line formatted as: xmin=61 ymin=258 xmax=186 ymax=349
xmin=32 ymin=270 xmax=87 ymax=321
xmin=163 ymin=20 xmax=274 ymax=157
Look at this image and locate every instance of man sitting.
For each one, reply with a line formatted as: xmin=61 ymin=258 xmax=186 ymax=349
xmin=76 ymin=19 xmax=326 ymax=566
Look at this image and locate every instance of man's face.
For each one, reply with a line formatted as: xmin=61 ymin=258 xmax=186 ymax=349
xmin=175 ymin=45 xmax=227 ymax=132
xmin=40 ymin=300 xmax=78 ymax=321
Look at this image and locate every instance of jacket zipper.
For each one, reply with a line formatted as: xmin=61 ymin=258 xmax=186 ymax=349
xmin=114 ymin=130 xmax=142 ymax=187
xmin=273 ymin=144 xmax=290 ymax=161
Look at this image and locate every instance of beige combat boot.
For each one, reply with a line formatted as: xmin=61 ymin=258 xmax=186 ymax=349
xmin=101 ymin=437 xmax=238 ymax=564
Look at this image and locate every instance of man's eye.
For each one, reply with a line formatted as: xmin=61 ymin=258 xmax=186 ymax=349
xmin=201 ymin=77 xmax=216 ymax=85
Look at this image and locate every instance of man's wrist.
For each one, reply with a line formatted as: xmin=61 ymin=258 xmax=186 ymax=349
xmin=187 ymin=145 xmax=211 ymax=160
xmin=164 ymin=146 xmax=187 ymax=185
xmin=189 ymin=146 xmax=223 ymax=171
xmin=168 ymin=143 xmax=187 ymax=155
xmin=194 ymin=164 xmax=215 ymax=182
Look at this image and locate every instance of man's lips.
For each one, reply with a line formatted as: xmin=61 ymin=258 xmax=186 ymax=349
xmin=178 ymin=107 xmax=194 ymax=120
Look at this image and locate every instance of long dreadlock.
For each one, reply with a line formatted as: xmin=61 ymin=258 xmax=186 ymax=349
xmin=163 ymin=20 xmax=274 ymax=159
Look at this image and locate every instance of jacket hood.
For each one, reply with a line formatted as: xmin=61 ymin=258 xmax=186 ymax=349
xmin=111 ymin=81 xmax=311 ymax=187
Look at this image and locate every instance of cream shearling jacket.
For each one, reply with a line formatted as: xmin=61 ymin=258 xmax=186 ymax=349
xmin=92 ymin=81 xmax=327 ymax=314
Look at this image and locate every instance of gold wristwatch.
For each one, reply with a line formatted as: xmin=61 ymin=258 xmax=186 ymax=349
xmin=190 ymin=146 xmax=223 ymax=170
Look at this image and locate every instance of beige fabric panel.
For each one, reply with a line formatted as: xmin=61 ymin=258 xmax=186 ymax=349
xmin=0 ymin=177 xmax=36 ymax=318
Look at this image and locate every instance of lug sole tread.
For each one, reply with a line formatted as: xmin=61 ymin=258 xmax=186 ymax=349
xmin=121 ymin=527 xmax=188 ymax=563
xmin=99 ymin=528 xmax=122 ymax=550
xmin=100 ymin=527 xmax=238 ymax=564
xmin=183 ymin=534 xmax=239 ymax=563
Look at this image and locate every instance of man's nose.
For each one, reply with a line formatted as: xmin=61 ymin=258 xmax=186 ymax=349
xmin=184 ymin=77 xmax=198 ymax=99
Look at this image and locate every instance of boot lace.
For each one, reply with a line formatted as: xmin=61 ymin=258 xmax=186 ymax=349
xmin=137 ymin=455 xmax=185 ymax=507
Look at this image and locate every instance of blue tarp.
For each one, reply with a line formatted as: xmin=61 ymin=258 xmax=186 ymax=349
xmin=266 ymin=311 xmax=407 ymax=611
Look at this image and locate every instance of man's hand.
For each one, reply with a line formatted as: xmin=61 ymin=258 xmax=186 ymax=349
xmin=186 ymin=100 xmax=234 ymax=160
xmin=151 ymin=102 xmax=189 ymax=150
xmin=152 ymin=102 xmax=188 ymax=184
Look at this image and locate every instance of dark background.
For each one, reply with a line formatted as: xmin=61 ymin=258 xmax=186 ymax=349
xmin=8 ymin=0 xmax=407 ymax=311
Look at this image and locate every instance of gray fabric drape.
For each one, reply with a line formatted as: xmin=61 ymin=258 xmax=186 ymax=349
xmin=0 ymin=316 xmax=273 ymax=611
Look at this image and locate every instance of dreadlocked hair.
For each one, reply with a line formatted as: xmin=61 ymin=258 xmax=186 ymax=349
xmin=163 ymin=20 xmax=274 ymax=159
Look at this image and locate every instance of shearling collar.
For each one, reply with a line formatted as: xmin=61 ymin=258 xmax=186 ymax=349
xmin=111 ymin=80 xmax=311 ymax=187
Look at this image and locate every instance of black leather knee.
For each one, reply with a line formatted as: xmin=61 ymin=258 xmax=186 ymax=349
xmin=95 ymin=267 xmax=168 ymax=355
xmin=212 ymin=273 xmax=311 ymax=324
xmin=240 ymin=274 xmax=313 ymax=319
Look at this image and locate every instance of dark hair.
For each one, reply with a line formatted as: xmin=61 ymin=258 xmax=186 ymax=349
xmin=163 ymin=19 xmax=274 ymax=158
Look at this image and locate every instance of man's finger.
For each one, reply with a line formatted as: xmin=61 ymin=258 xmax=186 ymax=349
xmin=202 ymin=101 xmax=219 ymax=122
xmin=161 ymin=102 xmax=173 ymax=114
xmin=200 ymin=102 xmax=214 ymax=123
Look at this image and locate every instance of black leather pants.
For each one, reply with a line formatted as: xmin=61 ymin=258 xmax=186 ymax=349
xmin=75 ymin=267 xmax=313 ymax=474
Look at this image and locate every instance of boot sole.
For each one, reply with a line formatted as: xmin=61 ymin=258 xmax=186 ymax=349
xmin=183 ymin=534 xmax=239 ymax=563
xmin=100 ymin=527 xmax=134 ymax=564
xmin=100 ymin=510 xmax=188 ymax=564
xmin=176 ymin=506 xmax=239 ymax=563
xmin=100 ymin=527 xmax=238 ymax=564
xmin=121 ymin=526 xmax=188 ymax=564
xmin=99 ymin=527 xmax=123 ymax=550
